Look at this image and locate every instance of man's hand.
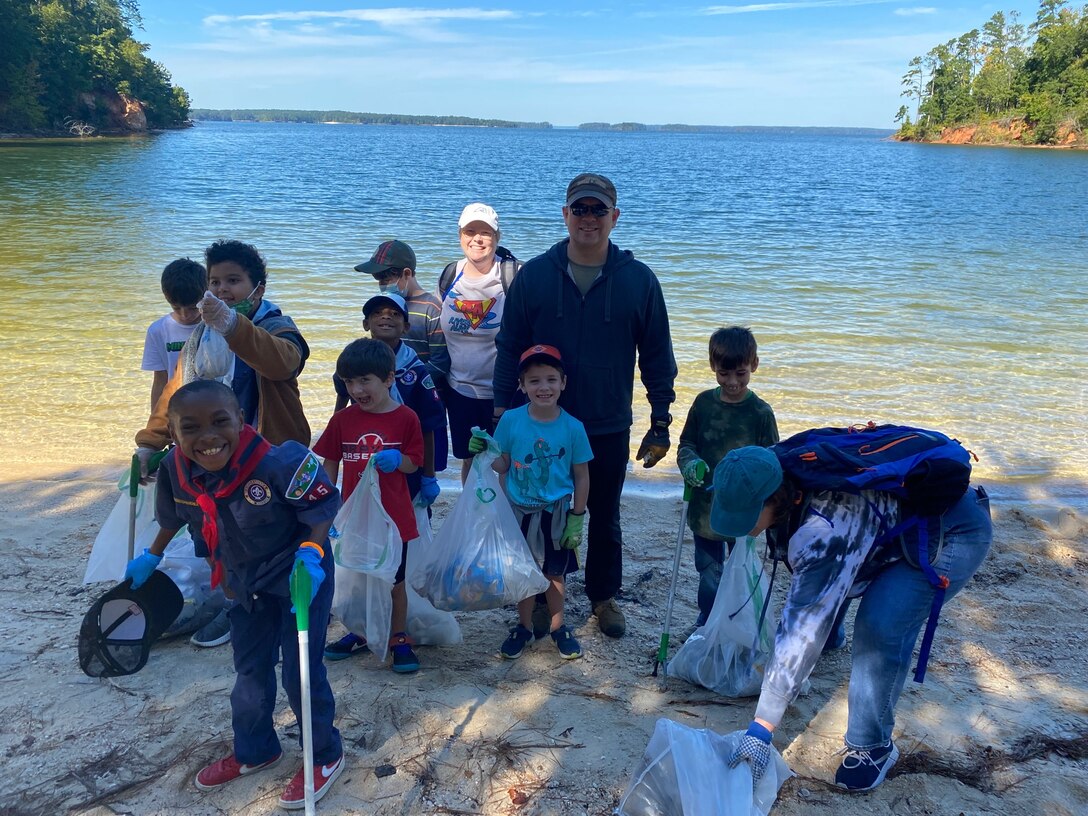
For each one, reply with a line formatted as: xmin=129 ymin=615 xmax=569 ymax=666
xmin=291 ymin=544 xmax=324 ymax=610
xmin=728 ymin=721 xmax=773 ymax=782
xmin=198 ymin=290 xmax=238 ymax=335
xmin=125 ymin=548 xmax=162 ymax=589
xmin=418 ymin=475 xmax=440 ymax=507
xmin=636 ymin=414 xmax=672 ymax=468
xmin=559 ymin=510 xmax=585 ymax=550
xmin=681 ymin=458 xmax=709 ymax=487
xmin=373 ymin=449 xmax=402 ymax=473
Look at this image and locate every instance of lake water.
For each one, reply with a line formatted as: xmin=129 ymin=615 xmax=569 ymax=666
xmin=1 ymin=122 xmax=1085 ymax=509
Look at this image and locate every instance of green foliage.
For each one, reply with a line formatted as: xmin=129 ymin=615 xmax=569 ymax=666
xmin=897 ymin=1 xmax=1087 ymax=143
xmin=0 ymin=0 xmax=189 ymax=134
xmin=189 ymin=109 xmax=550 ymax=128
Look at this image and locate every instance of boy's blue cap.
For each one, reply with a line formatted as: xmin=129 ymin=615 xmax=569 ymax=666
xmin=362 ymin=292 xmax=409 ymax=323
xmin=709 ymin=447 xmax=783 ymax=538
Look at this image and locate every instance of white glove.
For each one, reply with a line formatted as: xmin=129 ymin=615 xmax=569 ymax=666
xmin=198 ymin=290 xmax=238 ymax=335
xmin=136 ymin=446 xmax=160 ymax=484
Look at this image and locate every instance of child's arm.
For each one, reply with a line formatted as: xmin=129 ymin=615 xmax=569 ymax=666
xmin=572 ymin=461 xmax=589 ymax=514
xmin=223 ymin=312 xmax=305 ymax=381
xmin=422 ymin=430 xmax=435 ymax=477
xmin=398 ymin=452 xmax=419 ymax=475
xmin=492 ymin=452 xmax=511 ymax=475
xmin=322 ymin=458 xmax=340 ymax=486
xmin=150 ymin=370 xmax=168 ymax=412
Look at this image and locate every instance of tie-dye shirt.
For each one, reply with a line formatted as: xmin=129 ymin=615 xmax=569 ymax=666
xmin=754 ymin=490 xmax=899 ymax=727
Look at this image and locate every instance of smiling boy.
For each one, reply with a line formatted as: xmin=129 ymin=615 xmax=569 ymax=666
xmin=123 ymin=380 xmax=344 ymax=809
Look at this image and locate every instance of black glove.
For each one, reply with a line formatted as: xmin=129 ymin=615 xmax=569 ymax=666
xmin=635 ymin=414 xmax=671 ymax=468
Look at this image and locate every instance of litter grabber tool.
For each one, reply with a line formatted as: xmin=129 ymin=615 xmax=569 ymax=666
xmin=127 ymin=450 xmax=168 ymax=561
xmin=653 ymin=482 xmax=693 ymax=689
xmin=290 ymin=559 xmax=317 ymax=816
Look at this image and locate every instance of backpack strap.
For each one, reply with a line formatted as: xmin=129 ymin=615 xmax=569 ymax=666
xmin=438 ymin=261 xmax=458 ymax=299
xmin=495 ymin=246 xmax=520 ymax=295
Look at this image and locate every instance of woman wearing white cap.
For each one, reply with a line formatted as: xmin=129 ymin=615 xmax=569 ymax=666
xmin=438 ymin=203 xmax=522 ymax=483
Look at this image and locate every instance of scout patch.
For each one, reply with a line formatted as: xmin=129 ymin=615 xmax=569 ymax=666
xmin=244 ymin=479 xmax=271 ymax=506
xmin=287 ymin=452 xmax=321 ymax=500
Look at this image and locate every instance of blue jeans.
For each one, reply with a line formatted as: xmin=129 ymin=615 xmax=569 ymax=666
xmin=228 ymin=551 xmax=342 ymax=765
xmin=692 ymin=534 xmax=734 ymax=625
xmin=845 ymin=487 xmax=992 ymax=749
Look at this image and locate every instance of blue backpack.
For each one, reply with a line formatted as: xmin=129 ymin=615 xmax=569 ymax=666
xmin=772 ymin=422 xmax=976 ymax=682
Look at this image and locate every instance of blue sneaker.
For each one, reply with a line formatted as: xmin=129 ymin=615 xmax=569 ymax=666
xmin=389 ymin=632 xmax=419 ymax=673
xmin=500 ymin=624 xmax=534 ymax=659
xmin=324 ymin=633 xmax=369 ymax=661
xmin=550 ymin=625 xmax=582 ymax=660
xmin=834 ymin=741 xmax=899 ymax=791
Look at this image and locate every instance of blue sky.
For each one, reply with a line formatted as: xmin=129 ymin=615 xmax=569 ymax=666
xmin=134 ymin=1 xmax=1044 ymax=128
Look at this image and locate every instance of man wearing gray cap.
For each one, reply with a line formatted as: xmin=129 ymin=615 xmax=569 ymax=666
xmin=492 ymin=172 xmax=677 ymax=639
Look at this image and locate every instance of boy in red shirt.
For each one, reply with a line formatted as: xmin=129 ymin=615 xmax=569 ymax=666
xmin=313 ymin=339 xmax=424 ymax=672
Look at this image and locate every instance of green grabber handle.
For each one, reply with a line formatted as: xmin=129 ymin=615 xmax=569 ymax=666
xmin=654 ymin=482 xmax=693 ymax=687
xmin=127 ymin=449 xmax=170 ymax=562
xmin=290 ymin=558 xmax=317 ymax=814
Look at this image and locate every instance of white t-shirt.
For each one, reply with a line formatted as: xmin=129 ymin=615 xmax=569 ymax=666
xmin=141 ymin=314 xmax=198 ymax=374
xmin=439 ymin=259 xmax=505 ymax=399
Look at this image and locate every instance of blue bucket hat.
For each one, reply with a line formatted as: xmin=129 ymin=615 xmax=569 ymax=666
xmin=709 ymin=447 xmax=784 ymax=538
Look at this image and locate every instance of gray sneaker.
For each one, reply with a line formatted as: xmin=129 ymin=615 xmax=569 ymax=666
xmin=190 ymin=609 xmax=231 ymax=648
xmin=593 ymin=598 xmax=626 ymax=638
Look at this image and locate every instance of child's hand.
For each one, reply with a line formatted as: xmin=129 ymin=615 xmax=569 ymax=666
xmin=199 ymin=290 xmax=238 ymax=335
xmin=468 ymin=427 xmax=499 ymax=456
xmin=291 ymin=544 xmax=324 ymax=610
xmin=418 ymin=475 xmax=440 ymax=507
xmin=125 ymin=548 xmax=162 ymax=589
xmin=373 ymin=449 xmax=403 ymax=473
xmin=681 ymin=458 xmax=709 ymax=487
xmin=560 ymin=510 xmax=586 ymax=550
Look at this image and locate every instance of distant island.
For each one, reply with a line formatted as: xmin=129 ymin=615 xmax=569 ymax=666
xmin=190 ymin=110 xmax=552 ymax=129
xmin=894 ymin=0 xmax=1086 ymax=148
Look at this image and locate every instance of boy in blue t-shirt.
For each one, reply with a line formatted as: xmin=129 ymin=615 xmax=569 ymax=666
xmin=470 ymin=344 xmax=592 ymax=660
xmin=123 ymin=380 xmax=344 ymax=809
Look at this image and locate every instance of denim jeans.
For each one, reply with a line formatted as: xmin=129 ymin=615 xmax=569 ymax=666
xmin=845 ymin=487 xmax=992 ymax=749
xmin=692 ymin=534 xmax=735 ymax=625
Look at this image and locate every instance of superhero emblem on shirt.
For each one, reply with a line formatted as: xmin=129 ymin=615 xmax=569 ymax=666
xmin=450 ymin=296 xmax=497 ymax=331
xmin=286 ymin=452 xmax=322 ymax=500
xmin=243 ymin=479 xmax=272 ymax=506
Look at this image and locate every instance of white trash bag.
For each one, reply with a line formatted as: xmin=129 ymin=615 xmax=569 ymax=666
xmin=331 ymin=461 xmax=402 ymax=661
xmin=158 ymin=532 xmax=230 ymax=638
xmin=670 ymin=536 xmax=774 ymax=698
xmin=411 ymin=449 xmax=548 ymax=611
xmin=83 ymin=468 xmax=161 ymax=584
xmin=404 ymin=506 xmax=462 ymax=645
xmin=616 ymin=718 xmax=792 ymax=816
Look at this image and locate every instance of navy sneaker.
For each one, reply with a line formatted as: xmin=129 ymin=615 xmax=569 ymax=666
xmin=389 ymin=632 xmax=419 ymax=674
xmin=500 ymin=624 xmax=534 ymax=659
xmin=834 ymin=741 xmax=899 ymax=791
xmin=550 ymin=625 xmax=582 ymax=660
xmin=324 ymin=632 xmax=369 ymax=661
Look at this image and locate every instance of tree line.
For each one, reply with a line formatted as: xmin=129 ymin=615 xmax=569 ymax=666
xmin=190 ymin=110 xmax=552 ymax=129
xmin=0 ymin=0 xmax=189 ymax=134
xmin=896 ymin=0 xmax=1088 ymax=144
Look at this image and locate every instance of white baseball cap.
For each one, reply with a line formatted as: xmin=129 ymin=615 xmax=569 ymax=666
xmin=458 ymin=203 xmax=499 ymax=232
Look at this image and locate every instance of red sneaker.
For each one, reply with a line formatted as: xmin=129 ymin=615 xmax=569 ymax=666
xmin=194 ymin=752 xmax=282 ymax=790
xmin=278 ymin=754 xmax=344 ymax=809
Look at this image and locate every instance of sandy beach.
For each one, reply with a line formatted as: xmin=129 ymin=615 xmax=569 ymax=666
xmin=2 ymin=461 xmax=1086 ymax=816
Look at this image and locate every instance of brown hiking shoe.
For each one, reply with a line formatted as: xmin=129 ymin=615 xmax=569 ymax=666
xmin=593 ymin=598 xmax=626 ymax=638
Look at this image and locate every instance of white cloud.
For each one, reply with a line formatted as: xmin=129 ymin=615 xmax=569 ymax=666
xmin=703 ymin=0 xmax=894 ymax=14
xmin=893 ymin=7 xmax=936 ymax=15
xmin=203 ymin=8 xmax=518 ymax=28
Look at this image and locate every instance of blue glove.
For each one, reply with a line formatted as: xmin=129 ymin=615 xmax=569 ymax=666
xmin=728 ymin=721 xmax=773 ymax=782
xmin=373 ymin=449 xmax=402 ymax=473
xmin=419 ymin=475 xmax=440 ymax=507
xmin=125 ymin=548 xmax=162 ymax=590
xmin=291 ymin=545 xmax=324 ymax=610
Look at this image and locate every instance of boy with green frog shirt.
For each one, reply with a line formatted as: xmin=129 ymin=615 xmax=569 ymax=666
xmin=676 ymin=327 xmax=779 ymax=627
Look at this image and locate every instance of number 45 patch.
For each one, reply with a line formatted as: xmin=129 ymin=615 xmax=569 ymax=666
xmin=287 ymin=452 xmax=328 ymax=502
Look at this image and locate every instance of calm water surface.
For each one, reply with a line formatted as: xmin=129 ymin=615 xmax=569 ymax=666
xmin=1 ymin=123 xmax=1085 ymax=506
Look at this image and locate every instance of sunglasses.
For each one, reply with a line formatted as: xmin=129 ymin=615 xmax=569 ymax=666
xmin=569 ymin=203 xmax=611 ymax=217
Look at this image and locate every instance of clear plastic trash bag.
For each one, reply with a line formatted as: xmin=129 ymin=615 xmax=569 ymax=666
xmin=616 ymin=719 xmax=792 ymax=816
xmin=669 ymin=536 xmax=774 ymax=698
xmin=83 ymin=469 xmax=161 ymax=584
xmin=404 ymin=507 xmax=462 ymax=645
xmin=181 ymin=323 xmax=234 ymax=383
xmin=331 ymin=461 xmax=402 ymax=661
xmin=410 ymin=449 xmax=548 ymax=611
